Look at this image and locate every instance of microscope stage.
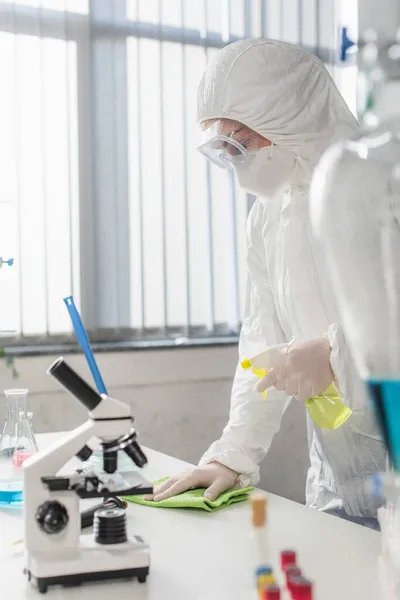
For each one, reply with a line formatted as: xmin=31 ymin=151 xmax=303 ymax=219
xmin=25 ymin=534 xmax=150 ymax=593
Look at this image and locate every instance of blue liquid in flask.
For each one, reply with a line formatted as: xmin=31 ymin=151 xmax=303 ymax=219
xmin=0 ymin=477 xmax=23 ymax=506
xmin=367 ymin=378 xmax=400 ymax=470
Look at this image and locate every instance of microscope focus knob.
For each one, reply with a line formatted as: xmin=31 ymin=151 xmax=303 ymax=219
xmin=36 ymin=500 xmax=69 ymax=534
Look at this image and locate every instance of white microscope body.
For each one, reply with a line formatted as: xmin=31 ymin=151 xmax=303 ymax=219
xmin=23 ymin=357 xmax=152 ymax=593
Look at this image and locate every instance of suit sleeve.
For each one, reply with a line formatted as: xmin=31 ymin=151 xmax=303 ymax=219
xmin=199 ymin=202 xmax=292 ymax=486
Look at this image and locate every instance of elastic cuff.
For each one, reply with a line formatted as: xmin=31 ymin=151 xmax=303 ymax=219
xmin=236 ymin=473 xmax=253 ymax=488
xmin=199 ymin=448 xmax=258 ymax=487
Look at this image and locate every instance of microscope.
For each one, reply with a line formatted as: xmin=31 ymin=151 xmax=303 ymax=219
xmin=23 ymin=357 xmax=153 ymax=593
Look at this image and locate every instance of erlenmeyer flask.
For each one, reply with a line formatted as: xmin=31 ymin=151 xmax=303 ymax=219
xmin=310 ymin=118 xmax=400 ymax=466
xmin=0 ymin=388 xmax=32 ymax=506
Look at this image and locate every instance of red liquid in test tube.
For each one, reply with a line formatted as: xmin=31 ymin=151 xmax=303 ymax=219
xmin=290 ymin=576 xmax=313 ymax=600
xmin=263 ymin=583 xmax=281 ymax=599
xmin=280 ymin=549 xmax=297 ymax=570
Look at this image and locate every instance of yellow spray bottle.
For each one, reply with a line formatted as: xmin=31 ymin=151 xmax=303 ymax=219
xmin=241 ymin=345 xmax=352 ymax=430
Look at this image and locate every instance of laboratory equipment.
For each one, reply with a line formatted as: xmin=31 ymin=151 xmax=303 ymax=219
xmin=256 ymin=565 xmax=275 ymax=598
xmin=83 ymin=448 xmax=138 ymax=473
xmin=358 ymin=29 xmax=400 ymax=127
xmin=290 ymin=577 xmax=313 ymax=600
xmin=80 ymin=497 xmax=128 ymax=530
xmin=264 ymin=584 xmax=281 ymax=600
xmin=340 ymin=27 xmax=400 ymax=126
xmin=13 ymin=410 xmax=38 ymax=467
xmin=64 ymin=295 xmax=129 ymax=475
xmin=23 ymin=357 xmax=152 ymax=593
xmin=280 ymin=549 xmax=297 ymax=570
xmin=251 ymin=494 xmax=270 ymax=570
xmin=242 ymin=347 xmax=352 ymax=429
xmin=0 ymin=388 xmax=37 ymax=506
xmin=284 ymin=565 xmax=301 ymax=586
xmin=251 ymin=494 xmax=274 ymax=598
xmin=310 ymin=115 xmax=400 ymax=599
xmin=0 ymin=389 xmax=28 ymax=456
xmin=0 ymin=478 xmax=23 ymax=506
xmin=310 ymin=117 xmax=400 ymax=468
xmin=356 ymin=29 xmax=386 ymax=126
xmin=63 ymin=296 xmax=153 ymax=481
xmin=63 ymin=295 xmax=142 ymax=475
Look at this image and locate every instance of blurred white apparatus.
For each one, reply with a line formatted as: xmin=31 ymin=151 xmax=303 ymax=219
xmin=309 ymin=119 xmax=400 ymax=467
xmin=357 ymin=28 xmax=400 ymax=128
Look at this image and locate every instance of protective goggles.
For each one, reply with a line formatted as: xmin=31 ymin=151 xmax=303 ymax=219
xmin=197 ymin=135 xmax=250 ymax=170
xmin=197 ymin=119 xmax=264 ymax=170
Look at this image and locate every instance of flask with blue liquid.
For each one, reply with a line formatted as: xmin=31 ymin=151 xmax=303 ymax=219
xmin=0 ymin=388 xmax=38 ymax=506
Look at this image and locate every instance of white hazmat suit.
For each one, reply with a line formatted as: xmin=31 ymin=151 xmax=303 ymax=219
xmin=198 ymin=39 xmax=386 ymax=521
xmin=151 ymin=39 xmax=386 ymax=523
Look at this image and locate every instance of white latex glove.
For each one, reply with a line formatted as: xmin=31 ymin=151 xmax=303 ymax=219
xmin=143 ymin=462 xmax=239 ymax=502
xmin=255 ymin=338 xmax=334 ymax=402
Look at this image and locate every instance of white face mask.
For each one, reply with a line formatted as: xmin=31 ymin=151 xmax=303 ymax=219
xmin=233 ymin=144 xmax=295 ymax=198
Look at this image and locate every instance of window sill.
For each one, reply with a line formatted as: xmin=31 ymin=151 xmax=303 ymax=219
xmin=2 ymin=335 xmax=239 ymax=358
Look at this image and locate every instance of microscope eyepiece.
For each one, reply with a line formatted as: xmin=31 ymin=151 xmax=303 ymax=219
xmin=48 ymin=357 xmax=102 ymax=412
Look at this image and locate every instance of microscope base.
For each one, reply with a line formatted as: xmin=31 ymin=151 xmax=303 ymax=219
xmin=26 ymin=566 xmax=149 ymax=594
xmin=25 ymin=534 xmax=150 ymax=593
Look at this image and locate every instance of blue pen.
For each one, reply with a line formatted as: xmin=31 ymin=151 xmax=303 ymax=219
xmin=63 ymin=296 xmax=108 ymax=395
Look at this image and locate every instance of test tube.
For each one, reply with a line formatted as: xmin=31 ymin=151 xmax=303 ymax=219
xmin=251 ymin=493 xmax=270 ymax=566
xmin=256 ymin=565 xmax=275 ymax=595
xmin=263 ymin=584 xmax=281 ymax=599
xmin=285 ymin=565 xmax=302 ymax=595
xmin=290 ymin=576 xmax=313 ymax=600
xmin=280 ymin=549 xmax=297 ymax=570
xmin=256 ymin=565 xmax=273 ymax=578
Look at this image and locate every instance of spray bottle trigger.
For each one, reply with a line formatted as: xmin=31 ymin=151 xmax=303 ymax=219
xmin=241 ymin=359 xmax=268 ymax=400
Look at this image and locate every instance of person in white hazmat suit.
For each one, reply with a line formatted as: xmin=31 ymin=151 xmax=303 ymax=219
xmin=148 ymin=39 xmax=386 ymax=527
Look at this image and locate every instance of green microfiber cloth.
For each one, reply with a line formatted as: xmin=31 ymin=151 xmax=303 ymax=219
xmin=124 ymin=478 xmax=253 ymax=512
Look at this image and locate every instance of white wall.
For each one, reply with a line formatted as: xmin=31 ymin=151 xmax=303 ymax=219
xmin=0 ymin=346 xmax=309 ymax=503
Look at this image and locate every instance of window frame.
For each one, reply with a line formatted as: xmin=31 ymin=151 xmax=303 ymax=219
xmin=0 ymin=0 xmax=352 ymax=354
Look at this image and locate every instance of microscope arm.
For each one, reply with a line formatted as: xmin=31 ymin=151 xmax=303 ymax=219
xmin=24 ymin=419 xmax=95 ymax=480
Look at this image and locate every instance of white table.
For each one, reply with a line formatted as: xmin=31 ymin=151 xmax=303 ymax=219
xmin=0 ymin=433 xmax=381 ymax=600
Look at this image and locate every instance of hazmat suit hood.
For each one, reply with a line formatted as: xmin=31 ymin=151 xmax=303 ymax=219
xmin=197 ymin=38 xmax=359 ymax=186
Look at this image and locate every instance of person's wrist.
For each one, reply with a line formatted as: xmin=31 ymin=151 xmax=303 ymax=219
xmin=210 ymin=460 xmax=235 ymax=472
xmin=208 ymin=461 xmax=240 ymax=480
